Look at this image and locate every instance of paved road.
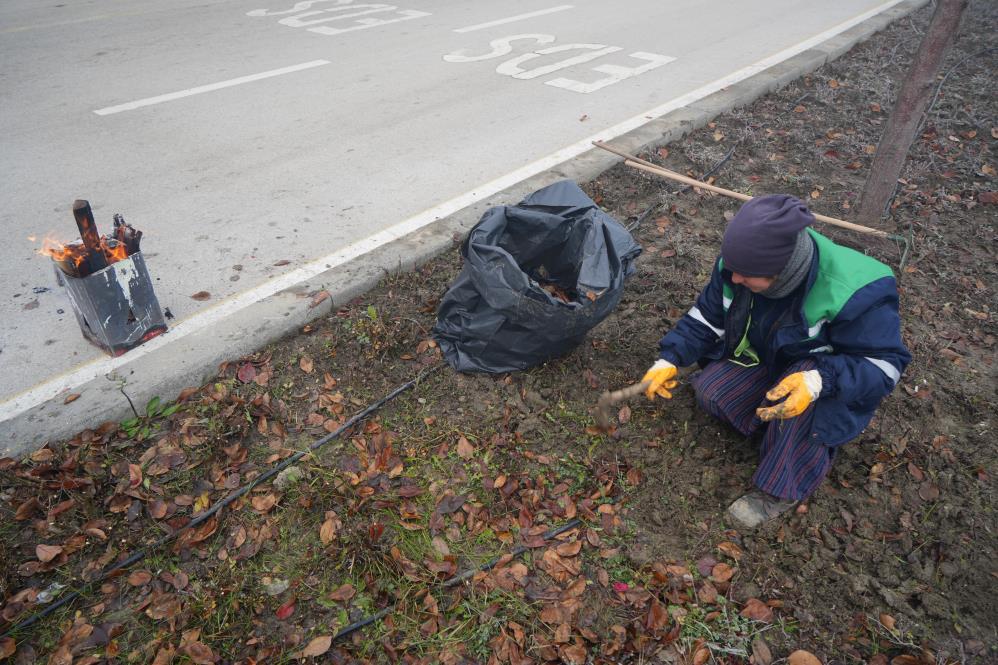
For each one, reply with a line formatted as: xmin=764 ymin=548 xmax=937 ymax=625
xmin=1 ymin=0 xmax=903 ymax=400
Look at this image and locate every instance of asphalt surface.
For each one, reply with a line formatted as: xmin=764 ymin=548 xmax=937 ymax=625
xmin=1 ymin=0 xmax=905 ymax=403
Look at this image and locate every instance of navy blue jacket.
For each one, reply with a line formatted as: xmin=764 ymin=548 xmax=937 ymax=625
xmin=658 ymin=230 xmax=910 ymax=446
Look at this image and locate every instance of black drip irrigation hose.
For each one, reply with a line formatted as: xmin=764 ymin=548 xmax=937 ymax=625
xmin=330 ymin=517 xmax=584 ymax=644
xmin=625 ymin=145 xmax=738 ymax=233
xmin=672 ymin=144 xmax=737 ymax=196
xmin=1 ymin=363 xmax=443 ymax=640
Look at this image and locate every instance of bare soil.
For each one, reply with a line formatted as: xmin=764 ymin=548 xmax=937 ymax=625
xmin=2 ymin=2 xmax=995 ymax=664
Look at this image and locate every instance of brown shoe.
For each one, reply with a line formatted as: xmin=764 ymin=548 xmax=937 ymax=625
xmin=726 ymin=490 xmax=797 ymax=529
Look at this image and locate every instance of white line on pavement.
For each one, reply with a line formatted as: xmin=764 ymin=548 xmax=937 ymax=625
xmin=3 ymin=0 xmax=906 ymax=423
xmin=453 ymin=5 xmax=574 ymax=33
xmin=93 ymin=60 xmax=331 ymax=116
xmin=1 ymin=8 xmax=163 ymax=34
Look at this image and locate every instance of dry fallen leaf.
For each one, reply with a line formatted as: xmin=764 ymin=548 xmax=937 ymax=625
xmin=456 ymin=436 xmax=475 ymax=460
xmin=327 ymin=584 xmax=356 ymax=602
xmin=299 ymin=356 xmax=314 ymax=374
xmin=128 ymin=463 xmax=143 ymax=488
xmin=558 ymin=643 xmax=587 ymax=665
xmin=128 ymin=570 xmax=153 ymax=586
xmin=625 ymin=467 xmax=642 ymax=486
xmin=295 ymin=635 xmax=332 ymax=659
xmin=319 ymin=515 xmax=340 ymax=545
xmin=879 ymin=613 xmax=896 ymax=631
xmin=237 ymin=363 xmax=257 ymax=383
xmin=180 ymin=642 xmax=215 ymax=665
xmin=276 ymin=597 xmax=296 ymax=620
xmin=431 ymin=536 xmax=450 ymax=557
xmin=740 ymin=598 xmax=774 ymax=622
xmin=918 ymin=482 xmax=940 ymax=501
xmin=555 ymin=541 xmax=582 ymax=557
xmin=0 ymin=637 xmax=15 ymax=659
xmin=752 ymin=638 xmax=773 ymax=665
xmin=889 ymin=655 xmax=922 ymax=665
xmin=787 ymin=650 xmax=822 ymax=665
xmin=36 ymin=544 xmax=63 ymax=563
xmin=30 ymin=448 xmax=55 ymax=463
xmin=697 ymin=580 xmax=718 ymax=604
xmin=15 ymin=498 xmax=42 ymax=521
xmin=309 ymin=290 xmax=331 ymax=308
xmin=63 ymin=393 xmax=81 ymax=404
xmin=711 ymin=562 xmax=735 ymax=583
xmin=190 ymin=291 xmax=210 ymax=301
xmin=717 ymin=541 xmax=743 ymax=561
xmin=148 ymin=499 xmax=167 ymax=520
xmin=252 ymin=493 xmax=278 ymax=513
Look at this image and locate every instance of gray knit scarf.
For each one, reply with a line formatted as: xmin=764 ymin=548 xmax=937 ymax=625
xmin=761 ymin=231 xmax=814 ymax=299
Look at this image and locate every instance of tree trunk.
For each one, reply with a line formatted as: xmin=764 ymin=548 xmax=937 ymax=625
xmin=856 ymin=0 xmax=968 ymax=227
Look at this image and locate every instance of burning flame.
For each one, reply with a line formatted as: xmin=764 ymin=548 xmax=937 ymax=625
xmin=36 ymin=234 xmax=129 ymax=270
xmin=106 ymin=241 xmax=128 ymax=262
xmin=38 ymin=235 xmax=87 ymax=268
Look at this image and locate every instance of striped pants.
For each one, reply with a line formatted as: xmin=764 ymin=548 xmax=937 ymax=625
xmin=691 ymin=359 xmax=832 ymax=501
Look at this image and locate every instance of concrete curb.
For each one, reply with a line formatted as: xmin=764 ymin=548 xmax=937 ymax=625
xmin=0 ymin=0 xmax=929 ymax=457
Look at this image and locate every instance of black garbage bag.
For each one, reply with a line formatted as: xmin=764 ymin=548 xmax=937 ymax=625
xmin=433 ymin=180 xmax=642 ymax=373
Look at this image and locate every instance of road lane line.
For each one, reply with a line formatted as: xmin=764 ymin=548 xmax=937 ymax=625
xmin=3 ymin=0 xmax=908 ymax=424
xmin=1 ymin=8 xmax=163 ymax=34
xmin=453 ymin=5 xmax=574 ymax=33
xmin=93 ymin=60 xmax=331 ymax=116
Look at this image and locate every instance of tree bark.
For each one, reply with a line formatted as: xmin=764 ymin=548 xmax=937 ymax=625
xmin=856 ymin=0 xmax=968 ymax=227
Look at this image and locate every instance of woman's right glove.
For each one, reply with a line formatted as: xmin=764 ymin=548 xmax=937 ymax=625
xmin=642 ymin=359 xmax=678 ymax=400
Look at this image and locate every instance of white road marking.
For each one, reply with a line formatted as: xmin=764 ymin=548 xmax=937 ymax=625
xmin=3 ymin=0 xmax=907 ymax=422
xmin=454 ymin=5 xmax=574 ymax=33
xmin=1 ymin=8 xmax=162 ymax=34
xmin=445 ymin=36 xmax=677 ymax=93
xmin=93 ymin=60 xmax=331 ymax=116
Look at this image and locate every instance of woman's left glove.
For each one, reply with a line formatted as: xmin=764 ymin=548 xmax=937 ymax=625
xmin=756 ymin=369 xmax=822 ymax=421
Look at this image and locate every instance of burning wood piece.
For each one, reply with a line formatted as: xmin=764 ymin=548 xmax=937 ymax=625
xmin=72 ymin=199 xmax=109 ymax=273
xmin=43 ymin=200 xmax=167 ymax=356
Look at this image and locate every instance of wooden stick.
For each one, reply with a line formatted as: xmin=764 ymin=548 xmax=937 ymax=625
xmin=593 ymin=141 xmax=890 ymax=238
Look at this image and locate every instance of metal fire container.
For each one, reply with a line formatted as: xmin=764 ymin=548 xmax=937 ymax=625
xmin=56 ymin=251 xmax=167 ymax=356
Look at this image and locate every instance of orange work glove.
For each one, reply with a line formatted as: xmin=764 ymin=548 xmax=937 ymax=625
xmin=642 ymin=359 xmax=678 ymax=400
xmin=756 ymin=370 xmax=822 ymax=421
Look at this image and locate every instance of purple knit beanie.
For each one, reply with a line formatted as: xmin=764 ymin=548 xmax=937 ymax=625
xmin=721 ymin=195 xmax=815 ymax=277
